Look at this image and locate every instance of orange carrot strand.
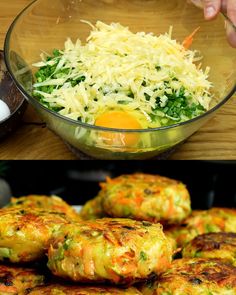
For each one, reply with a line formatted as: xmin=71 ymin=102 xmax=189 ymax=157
xmin=182 ymin=26 xmax=200 ymax=49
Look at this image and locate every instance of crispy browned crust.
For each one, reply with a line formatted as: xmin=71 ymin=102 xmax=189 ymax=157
xmin=181 ymin=232 xmax=236 ymax=267
xmin=159 ymin=258 xmax=236 ymax=287
xmin=0 ymin=208 xmax=70 ymax=263
xmin=0 ymin=264 xmax=45 ymax=294
xmin=6 ymin=195 xmax=80 ymax=222
xmin=186 ymin=232 xmax=236 ymax=252
xmin=165 ymin=207 xmax=236 ymax=248
xmin=28 ymin=284 xmax=142 ymax=294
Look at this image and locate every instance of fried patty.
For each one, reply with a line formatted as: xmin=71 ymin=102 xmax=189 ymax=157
xmin=28 ymin=284 xmax=142 ymax=294
xmin=182 ymin=232 xmax=236 ymax=266
xmin=140 ymin=258 xmax=236 ymax=295
xmin=98 ymin=173 xmax=191 ymax=224
xmin=0 ymin=208 xmax=70 ymax=263
xmin=80 ymin=194 xmax=107 ymax=220
xmin=165 ymin=207 xmax=236 ymax=247
xmin=0 ymin=264 xmax=45 ymax=295
xmin=6 ymin=195 xmax=80 ymax=221
xmin=47 ymin=218 xmax=172 ymax=284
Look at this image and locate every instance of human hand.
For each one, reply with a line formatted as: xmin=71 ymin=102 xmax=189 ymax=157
xmin=191 ymin=0 xmax=236 ymax=47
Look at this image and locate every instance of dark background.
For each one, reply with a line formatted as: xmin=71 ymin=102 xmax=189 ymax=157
xmin=1 ymin=160 xmax=236 ymax=209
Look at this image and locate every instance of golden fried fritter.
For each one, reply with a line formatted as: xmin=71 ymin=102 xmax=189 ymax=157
xmin=99 ymin=173 xmax=191 ymax=224
xmin=0 ymin=208 xmax=70 ymax=263
xmin=47 ymin=218 xmax=172 ymax=284
xmin=0 ymin=264 xmax=45 ymax=295
xmin=80 ymin=194 xmax=106 ymax=220
xmin=165 ymin=207 xmax=236 ymax=247
xmin=182 ymin=232 xmax=236 ymax=266
xmin=141 ymin=258 xmax=236 ymax=295
xmin=6 ymin=195 xmax=80 ymax=221
xmin=28 ymin=284 xmax=142 ymax=294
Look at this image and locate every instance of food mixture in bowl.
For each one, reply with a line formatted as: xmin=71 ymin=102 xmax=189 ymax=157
xmin=32 ymin=21 xmax=213 ymax=130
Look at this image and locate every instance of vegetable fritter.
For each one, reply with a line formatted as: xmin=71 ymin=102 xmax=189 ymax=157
xmin=47 ymin=218 xmax=172 ymax=284
xmin=182 ymin=232 xmax=236 ymax=266
xmin=141 ymin=258 xmax=236 ymax=295
xmin=165 ymin=207 xmax=236 ymax=247
xmin=99 ymin=173 xmax=191 ymax=224
xmin=5 ymin=195 xmax=80 ymax=221
xmin=80 ymin=194 xmax=106 ymax=220
xmin=0 ymin=264 xmax=45 ymax=295
xmin=28 ymin=284 xmax=142 ymax=294
xmin=0 ymin=208 xmax=70 ymax=263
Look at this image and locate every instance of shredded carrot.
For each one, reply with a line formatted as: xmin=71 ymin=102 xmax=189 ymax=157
xmin=167 ymin=197 xmax=175 ymax=216
xmin=213 ymin=217 xmax=225 ymax=230
xmin=182 ymin=27 xmax=200 ymax=49
xmin=0 ymin=285 xmax=17 ymax=292
xmin=117 ymin=198 xmax=132 ymax=205
xmin=133 ymin=195 xmax=144 ymax=206
xmin=106 ymin=268 xmax=121 ymax=283
xmin=195 ymin=219 xmax=205 ymax=233
xmin=122 ymin=262 xmax=137 ymax=275
xmin=104 ymin=232 xmax=119 ymax=246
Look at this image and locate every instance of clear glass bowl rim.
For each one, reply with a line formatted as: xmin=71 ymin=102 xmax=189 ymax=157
xmin=4 ymin=0 xmax=236 ymax=133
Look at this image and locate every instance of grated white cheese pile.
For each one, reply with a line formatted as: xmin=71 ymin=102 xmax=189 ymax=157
xmin=33 ymin=21 xmax=213 ymax=127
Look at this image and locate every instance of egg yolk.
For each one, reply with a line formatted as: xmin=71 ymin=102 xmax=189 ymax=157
xmin=95 ymin=111 xmax=142 ymax=147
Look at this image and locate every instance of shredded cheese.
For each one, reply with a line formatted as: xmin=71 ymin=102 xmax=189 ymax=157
xmin=33 ymin=21 xmax=213 ymax=127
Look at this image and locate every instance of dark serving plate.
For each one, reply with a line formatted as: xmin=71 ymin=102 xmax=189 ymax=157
xmin=0 ymin=50 xmax=27 ymax=139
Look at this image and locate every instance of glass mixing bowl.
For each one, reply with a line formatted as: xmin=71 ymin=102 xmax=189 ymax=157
xmin=4 ymin=0 xmax=236 ymax=159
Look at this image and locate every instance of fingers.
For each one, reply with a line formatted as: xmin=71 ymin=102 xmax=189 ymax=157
xmin=226 ymin=0 xmax=236 ymax=47
xmin=191 ymin=0 xmax=227 ymax=13
xmin=221 ymin=0 xmax=227 ymax=13
xmin=202 ymin=0 xmax=221 ymax=19
xmin=227 ymin=0 xmax=236 ymax=24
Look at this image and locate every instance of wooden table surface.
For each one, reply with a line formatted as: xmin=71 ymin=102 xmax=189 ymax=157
xmin=0 ymin=0 xmax=235 ymax=160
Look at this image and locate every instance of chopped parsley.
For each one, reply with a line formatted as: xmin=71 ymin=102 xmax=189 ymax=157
xmin=140 ymin=251 xmax=148 ymax=261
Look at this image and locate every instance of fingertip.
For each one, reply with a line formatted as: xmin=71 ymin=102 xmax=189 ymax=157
xmin=226 ymin=22 xmax=236 ymax=48
xmin=204 ymin=6 xmax=217 ymax=20
xmin=203 ymin=0 xmax=221 ymax=20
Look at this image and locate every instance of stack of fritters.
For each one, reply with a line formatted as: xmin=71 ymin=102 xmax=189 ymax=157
xmin=1 ymin=174 xmax=236 ymax=294
xmin=80 ymin=173 xmax=236 ymax=294
xmin=0 ymin=192 xmax=173 ymax=294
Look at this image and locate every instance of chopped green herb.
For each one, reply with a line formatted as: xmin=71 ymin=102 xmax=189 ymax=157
xmin=63 ymin=240 xmax=70 ymax=250
xmin=144 ymin=93 xmax=151 ymax=101
xmin=55 ymin=247 xmax=65 ymax=261
xmin=140 ymin=251 xmax=148 ymax=261
xmin=127 ymin=92 xmax=134 ymax=98
xmin=53 ymin=49 xmax=61 ymax=57
xmin=118 ymin=100 xmax=130 ymax=105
